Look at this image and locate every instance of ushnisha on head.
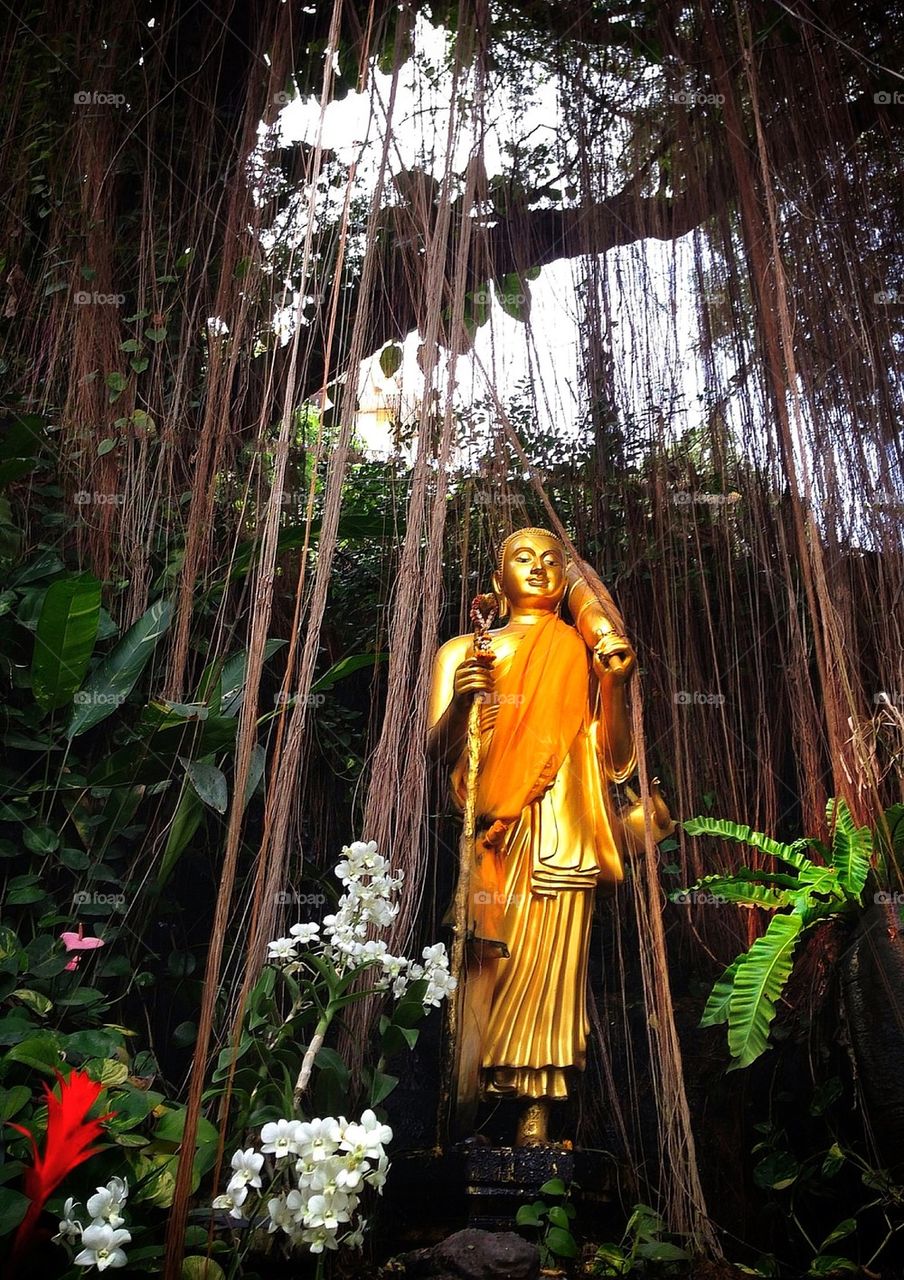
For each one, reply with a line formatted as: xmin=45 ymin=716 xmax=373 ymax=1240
xmin=491 ymin=528 xmax=567 ymax=619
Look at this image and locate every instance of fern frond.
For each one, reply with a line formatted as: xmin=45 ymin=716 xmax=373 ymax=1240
xmin=726 ymin=913 xmax=803 ymax=1069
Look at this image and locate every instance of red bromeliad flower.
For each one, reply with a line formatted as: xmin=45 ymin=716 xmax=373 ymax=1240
xmin=7 ymin=1069 xmax=113 ymax=1268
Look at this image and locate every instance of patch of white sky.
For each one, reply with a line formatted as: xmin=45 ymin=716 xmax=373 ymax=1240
xmin=257 ymin=14 xmax=894 ymax=549
xmin=261 ymin=14 xmax=710 ymax=468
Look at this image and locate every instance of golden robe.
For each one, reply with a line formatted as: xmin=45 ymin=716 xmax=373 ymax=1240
xmin=449 ymin=612 xmax=627 ymax=1102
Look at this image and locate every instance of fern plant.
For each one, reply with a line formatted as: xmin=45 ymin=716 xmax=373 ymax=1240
xmin=675 ymin=797 xmax=873 ymax=1070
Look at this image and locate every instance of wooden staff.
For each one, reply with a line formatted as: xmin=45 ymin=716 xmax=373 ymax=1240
xmin=441 ymin=592 xmax=495 ymax=1141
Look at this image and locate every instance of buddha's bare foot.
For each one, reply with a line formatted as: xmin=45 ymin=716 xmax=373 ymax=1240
xmin=516 ymin=1098 xmax=550 ymax=1146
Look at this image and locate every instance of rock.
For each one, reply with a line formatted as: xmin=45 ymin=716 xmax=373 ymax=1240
xmin=401 ymin=1228 xmax=540 ymax=1279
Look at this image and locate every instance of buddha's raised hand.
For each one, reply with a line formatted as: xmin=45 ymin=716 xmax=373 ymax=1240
xmin=592 ymin=635 xmax=636 ymax=685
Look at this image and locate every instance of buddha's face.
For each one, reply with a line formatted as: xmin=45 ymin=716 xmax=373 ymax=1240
xmin=498 ymin=531 xmax=566 ymax=613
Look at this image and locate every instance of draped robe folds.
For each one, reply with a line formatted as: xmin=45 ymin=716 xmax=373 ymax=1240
xmin=449 ymin=612 xmax=625 ymax=1104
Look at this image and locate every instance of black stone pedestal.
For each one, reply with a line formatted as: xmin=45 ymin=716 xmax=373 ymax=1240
xmin=377 ymin=1144 xmax=618 ymax=1256
xmin=464 ymin=1144 xmax=575 ymax=1230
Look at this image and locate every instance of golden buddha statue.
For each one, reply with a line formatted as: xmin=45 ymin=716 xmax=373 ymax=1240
xmin=427 ymin=527 xmax=674 ymax=1145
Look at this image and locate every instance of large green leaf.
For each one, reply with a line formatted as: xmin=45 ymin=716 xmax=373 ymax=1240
xmin=31 ymin=573 xmax=101 ymax=711
xmin=684 ymin=816 xmax=813 ymax=872
xmin=636 ymin=1242 xmax=690 ymax=1262
xmin=791 ymin=866 xmax=845 ymax=924
xmin=0 ymin=413 xmax=45 ymax=462
xmin=88 ymin=716 xmax=237 ymax=787
xmin=493 ymin=271 xmax=532 ymax=322
xmin=699 ymin=958 xmax=741 ymax=1028
xmin=712 ymin=867 xmax=804 ymax=891
xmin=5 ymin=1032 xmax=63 ymax=1074
xmin=0 ymin=1187 xmax=30 ymax=1235
xmin=818 ymin=1218 xmax=857 ymax=1252
xmin=379 ymin=342 xmax=403 ymax=377
xmin=826 ymin=797 xmax=871 ymax=901
xmin=727 ymin=912 xmax=803 ymax=1069
xmin=182 ymin=758 xmax=227 ymax=813
xmin=243 ymin=742 xmax=266 ymax=808
xmin=808 ymin=1255 xmax=858 ymax=1276
xmin=157 ymin=783 xmax=204 ymax=887
xmin=796 ymin=864 xmax=841 ymax=892
xmin=0 ymin=458 xmax=35 ymax=487
xmin=219 ymin=639 xmax=287 ymax=716
xmin=311 ymin=650 xmax=386 ymax=693
xmin=0 ymin=413 xmax=45 ymax=489
xmin=182 ymin=1258 xmax=226 ymax=1280
xmin=67 ymin=599 xmax=173 ymax=737
xmin=545 ymin=1226 xmax=578 ymax=1259
xmin=678 ymin=874 xmax=790 ymax=910
xmin=195 ymin=639 xmax=286 ymax=714
xmin=753 ymin=1150 xmax=800 ymax=1190
xmin=12 ymin=548 xmax=64 ymax=586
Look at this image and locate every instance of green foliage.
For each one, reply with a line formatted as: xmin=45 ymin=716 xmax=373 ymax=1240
xmin=682 ymin=817 xmax=817 ymax=874
xmin=0 ymin=919 xmax=217 ymax=1247
xmin=0 ymin=474 xmax=310 ymax=1260
xmin=678 ymin=798 xmax=877 ymax=1069
xmin=741 ymin=1081 xmax=904 ymax=1276
xmin=209 ymin=941 xmax=433 ymax=1134
xmin=66 ymin=597 xmax=173 ymax=737
xmin=516 ymin=1178 xmax=578 ymax=1267
xmin=31 ymin=572 xmax=101 ymax=710
xmin=0 ymin=437 xmax=306 ymax=915
xmin=202 ymin=858 xmax=451 ymax=1269
xmin=592 ymin=1203 xmax=690 ymax=1276
xmin=726 ymin=913 xmax=804 ymax=1069
xmin=379 ymin=342 xmax=403 ymax=377
xmin=827 ymin=797 xmax=874 ymax=899
xmin=873 ymin=803 xmax=904 ymax=882
xmin=0 ymin=413 xmax=47 ymax=490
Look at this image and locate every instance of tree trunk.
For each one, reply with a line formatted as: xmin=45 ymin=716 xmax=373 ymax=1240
xmin=840 ymin=901 xmax=904 ymax=1176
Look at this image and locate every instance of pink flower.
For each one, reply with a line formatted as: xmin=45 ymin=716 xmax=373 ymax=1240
xmin=60 ymin=927 xmax=104 ymax=971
